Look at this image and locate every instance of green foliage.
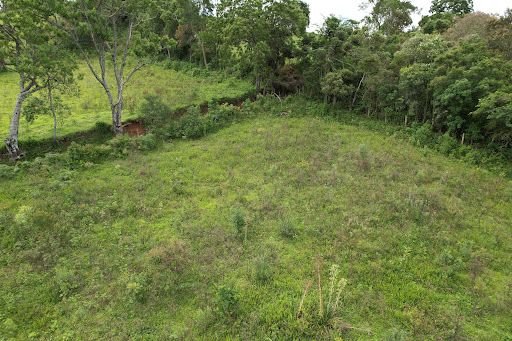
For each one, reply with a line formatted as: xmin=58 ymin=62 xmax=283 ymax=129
xmin=216 ymin=282 xmax=239 ymax=318
xmin=363 ymin=0 xmax=417 ymax=36
xmin=54 ymin=265 xmax=80 ymax=299
xmin=231 ymin=208 xmax=245 ymax=235
xmin=472 ymin=90 xmax=512 ymax=148
xmin=139 ymin=94 xmax=173 ymax=132
xmin=278 ymin=218 xmax=299 ymax=239
xmin=0 ymin=164 xmax=15 ymax=179
xmin=66 ymin=142 xmax=111 ymax=168
xmin=409 ymin=123 xmax=439 ymax=149
xmin=253 ymin=255 xmax=273 ymax=283
xmin=430 ymin=0 xmax=473 ymax=15
xmin=322 ymin=264 xmax=347 ymax=321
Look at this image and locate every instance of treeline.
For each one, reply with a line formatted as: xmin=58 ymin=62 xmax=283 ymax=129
xmin=1 ymin=0 xmax=511 ymax=160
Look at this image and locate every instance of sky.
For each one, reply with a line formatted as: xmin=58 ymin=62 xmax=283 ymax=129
xmin=304 ymin=0 xmax=512 ymax=32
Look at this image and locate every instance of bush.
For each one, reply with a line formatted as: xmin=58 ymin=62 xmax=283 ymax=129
xmin=109 ymin=134 xmax=158 ymax=156
xmin=438 ymin=132 xmax=459 ymax=157
xmin=66 ymin=142 xmax=111 ymax=168
xmin=139 ymin=94 xmax=172 ymax=133
xmin=216 ymin=282 xmax=239 ymax=318
xmin=253 ymin=256 xmax=273 ymax=283
xmin=409 ymin=123 xmax=439 ymax=149
xmin=357 ymin=144 xmax=371 ymax=171
xmin=94 ymin=121 xmax=112 ymax=135
xmin=278 ymin=218 xmax=298 ymax=239
xmin=0 ymin=164 xmax=15 ymax=179
xmin=231 ymin=209 xmax=245 ymax=235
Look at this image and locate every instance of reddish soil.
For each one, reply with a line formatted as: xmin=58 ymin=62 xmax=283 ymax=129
xmin=123 ymin=121 xmax=145 ymax=137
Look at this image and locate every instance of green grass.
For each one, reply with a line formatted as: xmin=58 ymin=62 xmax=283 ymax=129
xmin=0 ymin=61 xmax=252 ymax=142
xmin=1 ymin=98 xmax=511 ymax=339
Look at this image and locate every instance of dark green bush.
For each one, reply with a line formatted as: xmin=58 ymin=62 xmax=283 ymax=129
xmin=66 ymin=142 xmax=111 ymax=168
xmin=0 ymin=164 xmax=15 ymax=179
xmin=139 ymin=94 xmax=173 ymax=133
xmin=278 ymin=218 xmax=298 ymax=239
xmin=216 ymin=282 xmax=239 ymax=318
xmin=231 ymin=209 xmax=245 ymax=235
xmin=409 ymin=123 xmax=439 ymax=149
xmin=94 ymin=121 xmax=112 ymax=135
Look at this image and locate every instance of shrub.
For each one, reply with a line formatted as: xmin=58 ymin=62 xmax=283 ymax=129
xmin=109 ymin=134 xmax=158 ymax=156
xmin=253 ymin=256 xmax=273 ymax=283
xmin=357 ymin=144 xmax=371 ymax=171
xmin=438 ymin=132 xmax=459 ymax=156
xmin=94 ymin=121 xmax=112 ymax=135
xmin=278 ymin=218 xmax=298 ymax=239
xmin=139 ymin=94 xmax=172 ymax=133
xmin=409 ymin=123 xmax=438 ymax=149
xmin=216 ymin=282 xmax=239 ymax=318
xmin=0 ymin=164 xmax=15 ymax=179
xmin=231 ymin=209 xmax=245 ymax=235
xmin=66 ymin=142 xmax=110 ymax=168
xmin=54 ymin=265 xmax=81 ymax=299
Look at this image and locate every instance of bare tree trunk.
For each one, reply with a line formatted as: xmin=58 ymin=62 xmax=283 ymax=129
xmin=256 ymin=77 xmax=261 ymax=95
xmin=114 ymin=87 xmax=123 ymax=136
xmin=5 ymin=91 xmax=24 ymax=160
xmin=199 ymin=37 xmax=208 ymax=70
xmin=352 ymin=73 xmax=365 ymax=111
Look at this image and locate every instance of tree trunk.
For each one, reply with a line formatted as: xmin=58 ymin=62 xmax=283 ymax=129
xmin=256 ymin=77 xmax=261 ymax=95
xmin=113 ymin=69 xmax=124 ymax=137
xmin=199 ymin=38 xmax=208 ymax=70
xmin=352 ymin=73 xmax=365 ymax=111
xmin=113 ymin=90 xmax=123 ymax=137
xmin=4 ymin=91 xmax=24 ymax=161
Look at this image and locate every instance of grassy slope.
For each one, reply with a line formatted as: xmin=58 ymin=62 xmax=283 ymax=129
xmin=0 ymin=62 xmax=251 ymax=141
xmin=1 ymin=111 xmax=511 ymax=340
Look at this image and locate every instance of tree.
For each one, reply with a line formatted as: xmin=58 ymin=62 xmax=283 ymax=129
xmin=443 ymin=12 xmax=492 ymax=43
xmin=0 ymin=2 xmax=76 ymax=159
xmin=472 ymin=90 xmax=512 ymax=148
xmin=486 ymin=9 xmax=512 ymax=60
xmin=430 ymin=0 xmax=473 ymax=15
xmin=362 ymin=0 xmax=417 ymax=36
xmin=35 ymin=0 xmax=160 ymax=136
xmin=216 ymin=0 xmax=308 ymax=93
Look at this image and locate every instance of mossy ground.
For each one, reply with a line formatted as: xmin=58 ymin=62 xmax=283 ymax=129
xmin=1 ymin=99 xmax=511 ymax=339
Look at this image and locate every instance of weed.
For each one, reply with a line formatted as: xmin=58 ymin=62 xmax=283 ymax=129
xmin=253 ymin=255 xmax=273 ymax=283
xmin=278 ymin=218 xmax=299 ymax=239
xmin=357 ymin=143 xmax=371 ymax=171
xmin=231 ymin=208 xmax=245 ymax=235
xmin=216 ymin=282 xmax=239 ymax=318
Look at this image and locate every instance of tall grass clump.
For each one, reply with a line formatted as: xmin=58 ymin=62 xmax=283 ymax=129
xmin=231 ymin=208 xmax=245 ymax=235
xmin=357 ymin=143 xmax=371 ymax=171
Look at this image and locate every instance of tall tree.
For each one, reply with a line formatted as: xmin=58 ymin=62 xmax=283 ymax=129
xmin=34 ymin=0 xmax=160 ymax=136
xmin=0 ymin=1 xmax=76 ymax=160
xmin=217 ymin=0 xmax=308 ymax=93
xmin=430 ymin=0 xmax=473 ymax=15
xmin=362 ymin=0 xmax=417 ymax=36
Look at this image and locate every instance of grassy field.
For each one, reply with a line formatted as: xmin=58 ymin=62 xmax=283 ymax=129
xmin=0 ymin=61 xmax=252 ymax=142
xmin=0 ymin=98 xmax=511 ymax=340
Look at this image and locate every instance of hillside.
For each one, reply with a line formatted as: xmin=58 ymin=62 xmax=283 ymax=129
xmin=1 ymin=105 xmax=511 ymax=339
xmin=0 ymin=61 xmax=252 ymax=142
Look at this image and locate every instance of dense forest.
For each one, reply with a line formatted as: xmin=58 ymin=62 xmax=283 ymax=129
xmin=1 ymin=0 xmax=512 ymax=340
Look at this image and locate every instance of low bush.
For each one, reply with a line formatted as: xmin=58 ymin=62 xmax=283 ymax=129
xmin=278 ymin=218 xmax=299 ymax=239
xmin=66 ymin=142 xmax=111 ymax=168
xmin=216 ymin=282 xmax=239 ymax=318
xmin=0 ymin=164 xmax=15 ymax=179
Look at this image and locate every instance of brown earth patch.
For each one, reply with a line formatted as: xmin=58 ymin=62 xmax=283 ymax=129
xmin=123 ymin=121 xmax=145 ymax=137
